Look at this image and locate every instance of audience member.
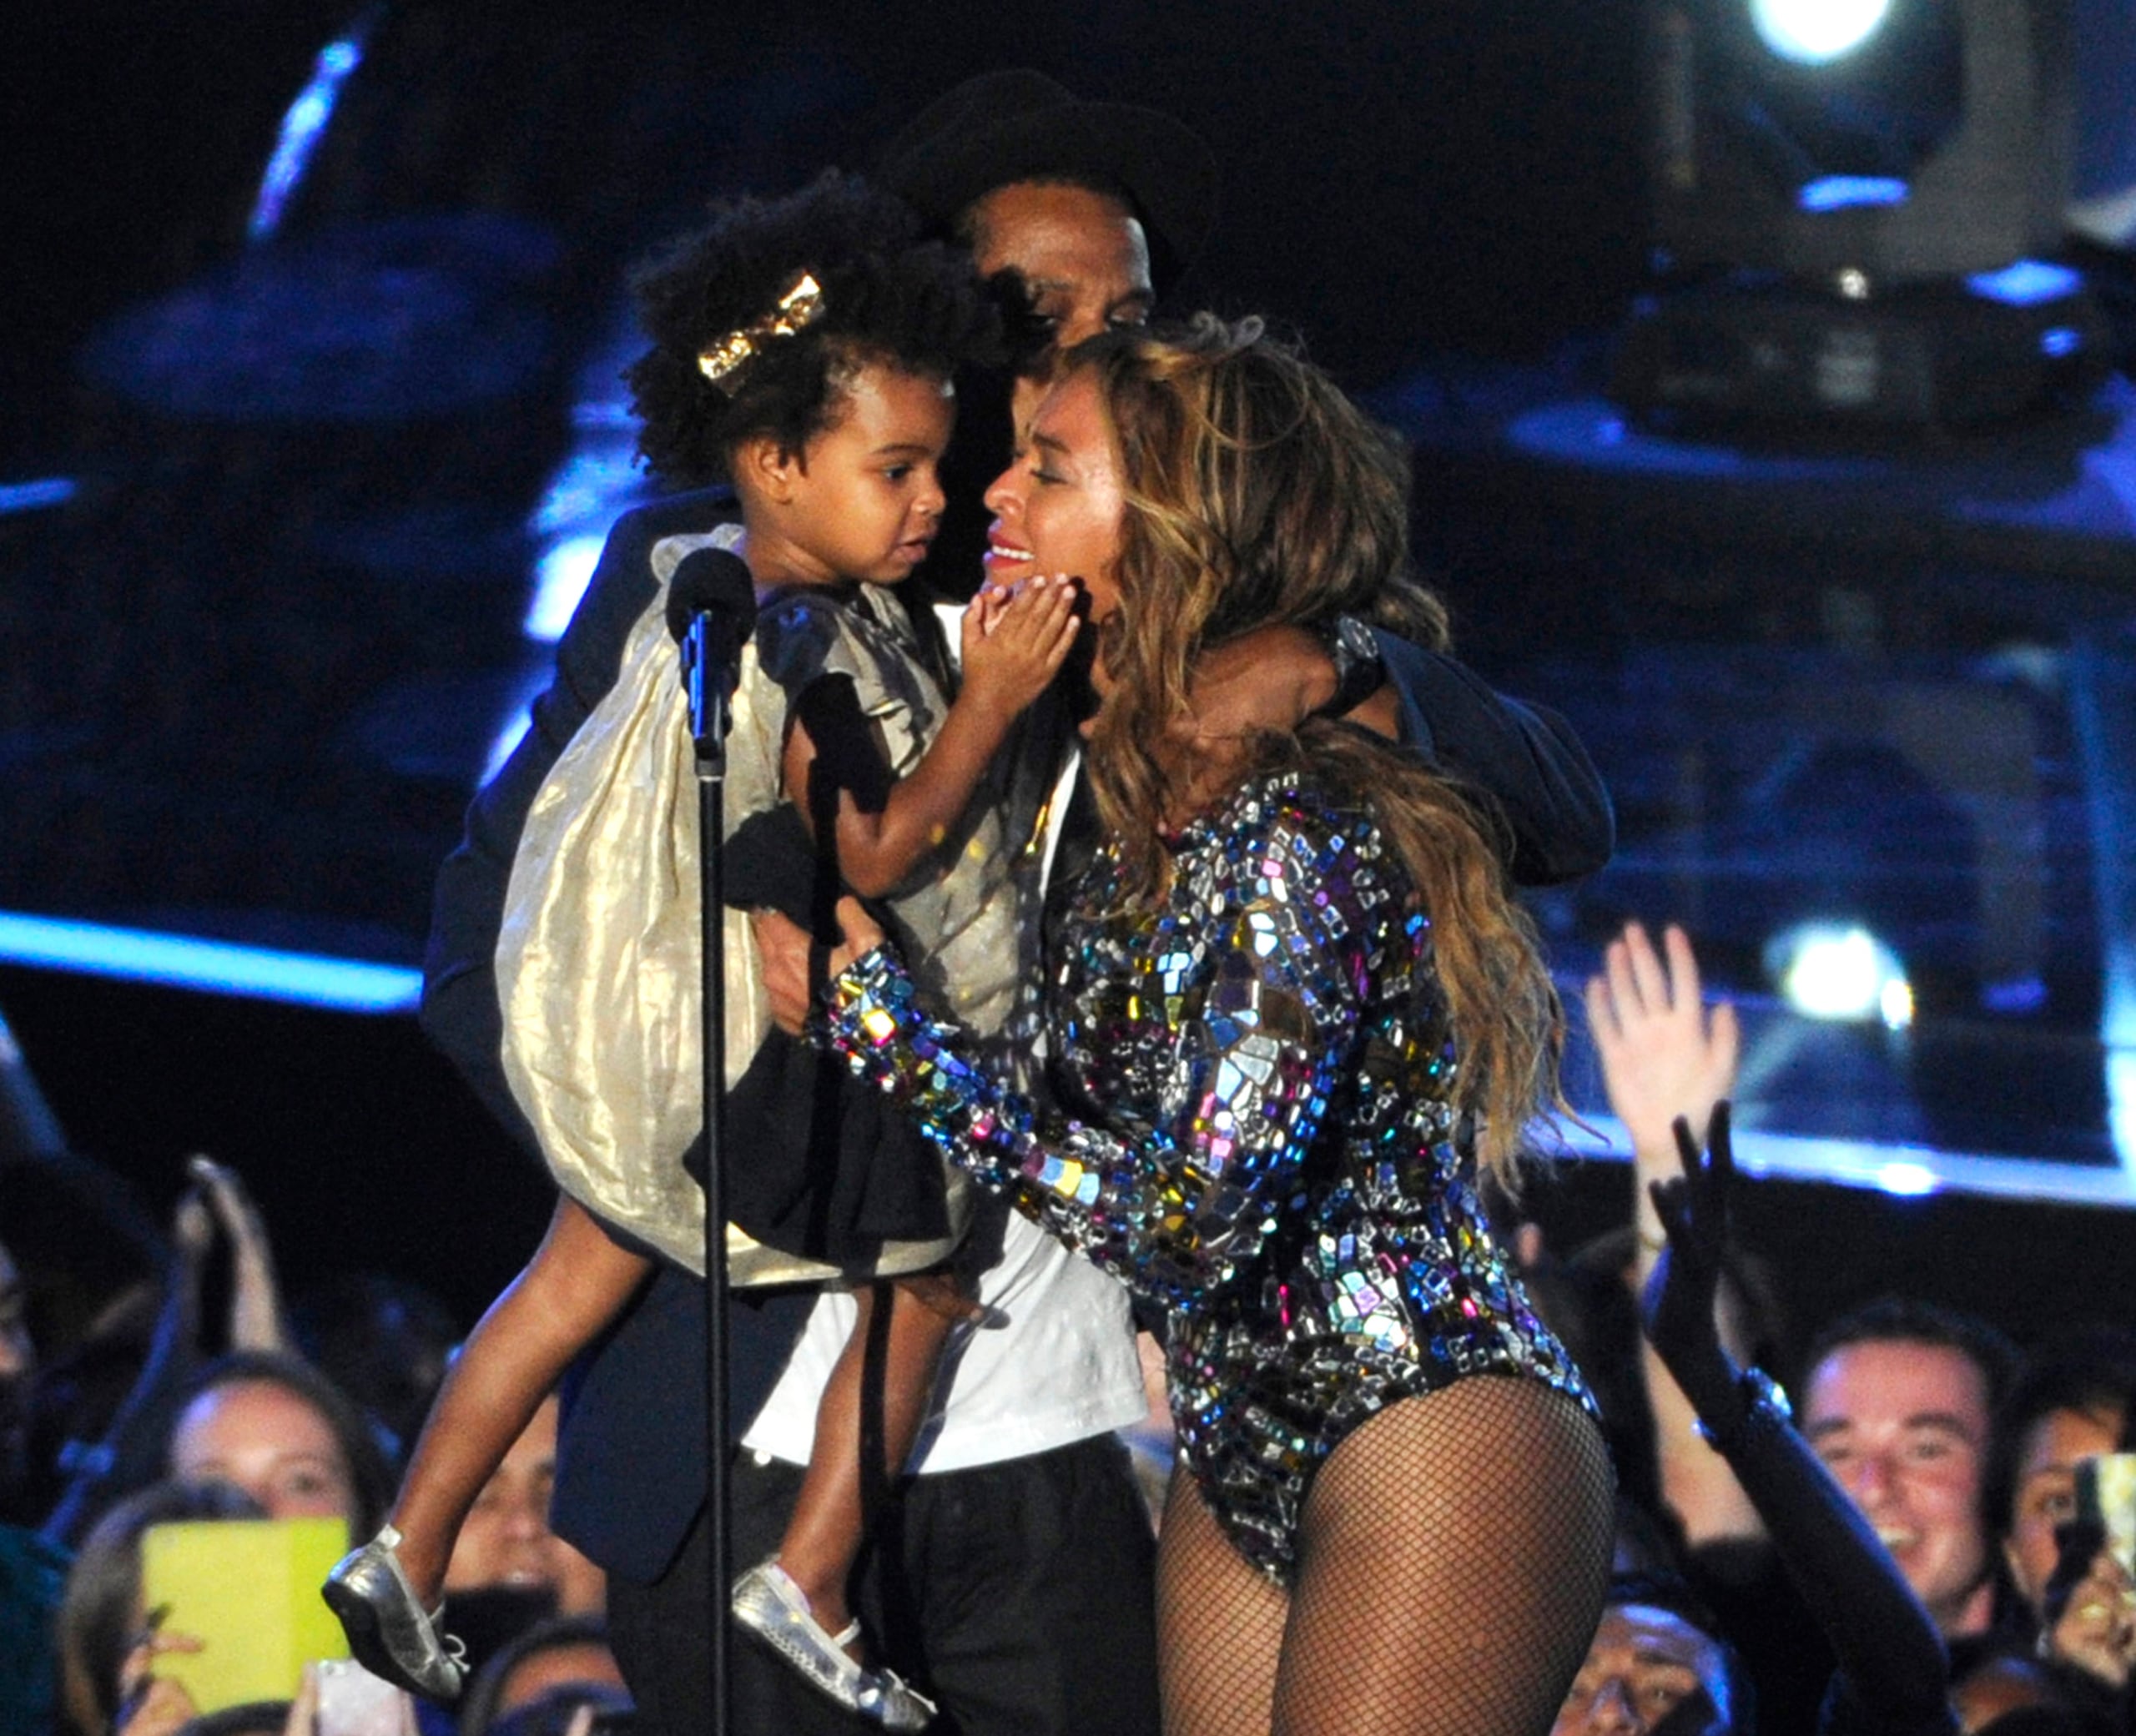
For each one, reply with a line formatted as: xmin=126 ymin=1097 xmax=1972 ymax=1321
xmin=1801 ymin=1298 xmax=2021 ymax=1648
xmin=54 ymin=1479 xmax=262 ymax=1736
xmin=167 ymin=1352 xmax=391 ymax=1541
xmin=1 ymin=1229 xmax=68 ymax=1736
xmin=456 ymin=1615 xmax=629 ymax=1736
xmin=1984 ymin=1331 xmax=2136 ymax=1719
xmin=43 ymin=1160 xmax=300 ymax=1548
xmin=1552 ymin=1572 xmax=1747 ymax=1736
xmin=1587 ymin=918 xmax=2132 ymax=1735
xmin=445 ymin=1395 xmax=605 ymax=1618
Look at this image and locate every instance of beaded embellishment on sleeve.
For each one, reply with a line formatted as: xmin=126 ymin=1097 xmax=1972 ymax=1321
xmin=824 ymin=777 xmax=1386 ymax=1311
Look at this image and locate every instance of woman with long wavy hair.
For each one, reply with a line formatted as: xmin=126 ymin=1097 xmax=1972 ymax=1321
xmin=819 ymin=315 xmax=1614 ymax=1735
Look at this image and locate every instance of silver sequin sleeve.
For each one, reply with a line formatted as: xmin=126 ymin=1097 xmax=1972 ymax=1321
xmin=824 ymin=790 xmax=1396 ymax=1312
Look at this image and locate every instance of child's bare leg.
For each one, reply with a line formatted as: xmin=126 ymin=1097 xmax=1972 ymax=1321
xmin=387 ymin=1195 xmax=648 ymax=1601
xmin=773 ymin=1273 xmax=965 ymax=1645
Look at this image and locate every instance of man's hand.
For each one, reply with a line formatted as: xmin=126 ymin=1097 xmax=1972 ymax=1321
xmin=753 ymin=907 xmax=814 ymax=1036
xmin=825 ymin=896 xmax=885 ymax=977
xmin=754 ymin=899 xmax=890 ymax=1034
xmin=1179 ymin=625 xmax=1335 ymax=749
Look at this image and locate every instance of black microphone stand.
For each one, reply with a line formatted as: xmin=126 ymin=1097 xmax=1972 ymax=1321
xmin=681 ymin=609 xmax=735 ymax=1736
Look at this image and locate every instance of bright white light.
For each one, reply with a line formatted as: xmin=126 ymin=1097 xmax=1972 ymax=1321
xmin=483 ymin=709 xmax=533 ymax=782
xmin=1874 ymin=1160 xmax=1937 ymax=1195
xmin=1750 ymin=0 xmax=1892 ymax=64
xmin=1768 ymin=923 xmax=1911 ymax=1023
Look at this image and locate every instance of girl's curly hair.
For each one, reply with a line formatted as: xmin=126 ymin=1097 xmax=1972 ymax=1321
xmin=625 ymin=170 xmax=1000 ymax=486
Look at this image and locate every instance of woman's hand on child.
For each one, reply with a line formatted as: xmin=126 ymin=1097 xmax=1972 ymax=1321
xmin=962 ymin=575 xmax=1081 ymax=716
xmin=826 ymin=896 xmax=886 ymax=974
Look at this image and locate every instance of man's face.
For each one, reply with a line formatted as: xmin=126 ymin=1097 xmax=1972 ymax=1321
xmin=1805 ymin=1337 xmax=1996 ymax=1633
xmin=966 ymin=181 xmax=1153 ymax=428
xmin=1552 ymin=1603 xmax=1733 ymax=1735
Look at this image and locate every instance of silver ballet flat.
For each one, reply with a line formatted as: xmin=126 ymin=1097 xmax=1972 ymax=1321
xmin=321 ymin=1524 xmax=468 ymax=1701
xmin=731 ymin=1558 xmax=937 ymax=1731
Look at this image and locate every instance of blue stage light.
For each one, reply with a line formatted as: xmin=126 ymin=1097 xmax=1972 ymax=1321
xmin=1966 ymin=257 xmax=2084 ymax=306
xmin=0 ymin=913 xmax=420 ymax=1014
xmin=523 ymin=532 xmax=607 ymax=642
xmin=249 ymin=13 xmax=376 ymax=241
xmin=1750 ymin=0 xmax=1895 ymax=63
xmin=0 ymin=477 xmax=76 ymax=516
xmin=1798 ymin=175 xmax=1911 ymax=212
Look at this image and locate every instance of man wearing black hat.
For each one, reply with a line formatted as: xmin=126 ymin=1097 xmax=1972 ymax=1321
xmin=421 ymin=69 xmax=1613 ymax=1736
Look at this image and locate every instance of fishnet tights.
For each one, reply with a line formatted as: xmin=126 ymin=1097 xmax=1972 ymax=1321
xmin=1156 ymin=1376 xmax=1614 ymax=1736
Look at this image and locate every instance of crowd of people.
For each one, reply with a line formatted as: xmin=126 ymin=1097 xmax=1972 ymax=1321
xmin=3 ymin=63 xmax=2133 ymax=1736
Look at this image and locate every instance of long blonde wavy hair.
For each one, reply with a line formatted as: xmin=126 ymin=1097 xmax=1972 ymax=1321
xmin=1071 ymin=314 xmax=1560 ymax=1180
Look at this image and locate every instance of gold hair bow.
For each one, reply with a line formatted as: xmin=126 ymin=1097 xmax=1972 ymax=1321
xmin=697 ymin=273 xmax=826 ymax=388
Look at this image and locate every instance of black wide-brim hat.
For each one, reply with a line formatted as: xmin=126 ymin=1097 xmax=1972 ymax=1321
xmin=874 ymin=68 xmax=1219 ymax=294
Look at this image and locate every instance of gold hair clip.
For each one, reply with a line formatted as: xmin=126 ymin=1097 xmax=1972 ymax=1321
xmin=697 ymin=273 xmax=826 ymax=388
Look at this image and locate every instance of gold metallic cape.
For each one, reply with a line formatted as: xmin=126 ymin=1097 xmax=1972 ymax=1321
xmin=495 ymin=526 xmax=978 ymax=1284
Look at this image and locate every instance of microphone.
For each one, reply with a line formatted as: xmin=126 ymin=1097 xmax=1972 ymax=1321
xmin=665 ymin=546 xmax=757 ymax=769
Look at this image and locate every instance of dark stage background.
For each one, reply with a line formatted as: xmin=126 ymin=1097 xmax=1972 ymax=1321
xmin=3 ymin=3 xmax=2133 ymax=1348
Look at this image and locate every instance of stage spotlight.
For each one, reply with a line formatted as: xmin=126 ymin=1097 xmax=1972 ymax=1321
xmin=1766 ymin=922 xmax=1915 ymax=1027
xmin=1750 ymin=0 xmax=1893 ymax=64
xmin=1614 ymin=0 xmax=2111 ymax=429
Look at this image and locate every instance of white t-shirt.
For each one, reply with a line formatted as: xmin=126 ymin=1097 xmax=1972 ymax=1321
xmin=740 ymin=1211 xmax=1143 ymax=1472
xmin=741 ymin=717 xmax=1147 ymax=1472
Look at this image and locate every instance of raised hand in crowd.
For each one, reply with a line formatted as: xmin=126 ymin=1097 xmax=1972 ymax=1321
xmin=1645 ymin=1110 xmax=1957 ymax=1736
xmin=42 ymin=1156 xmax=292 ymax=1547
xmin=1586 ymin=921 xmax=1740 ymax=1217
xmin=1642 ymin=1105 xmax=1748 ymax=1437
xmin=1587 ymin=920 xmax=1761 ymax=1547
xmin=188 ymin=1155 xmax=292 ymax=1356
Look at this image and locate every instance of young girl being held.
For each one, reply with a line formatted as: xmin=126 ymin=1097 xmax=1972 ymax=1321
xmin=325 ymin=173 xmax=1076 ymax=1731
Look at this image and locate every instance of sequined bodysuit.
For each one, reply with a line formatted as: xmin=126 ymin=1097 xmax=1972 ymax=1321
xmin=828 ymin=766 xmax=1594 ymax=1583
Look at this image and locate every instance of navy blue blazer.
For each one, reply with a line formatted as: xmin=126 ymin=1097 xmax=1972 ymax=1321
xmin=418 ymin=488 xmax=1615 ymax=1583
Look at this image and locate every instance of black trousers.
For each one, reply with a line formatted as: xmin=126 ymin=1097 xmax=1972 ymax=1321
xmin=607 ymin=1432 xmax=1161 ymax=1736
